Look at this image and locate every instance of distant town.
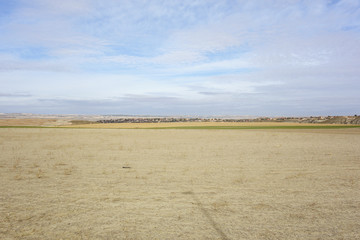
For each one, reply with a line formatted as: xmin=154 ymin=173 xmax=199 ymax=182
xmin=97 ymin=115 xmax=360 ymax=124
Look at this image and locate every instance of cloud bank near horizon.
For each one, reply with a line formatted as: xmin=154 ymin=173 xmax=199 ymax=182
xmin=1 ymin=0 xmax=359 ymax=116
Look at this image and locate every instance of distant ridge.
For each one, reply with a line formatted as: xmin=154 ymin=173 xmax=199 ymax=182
xmin=0 ymin=113 xmax=359 ymax=125
xmin=322 ymin=116 xmax=360 ymax=124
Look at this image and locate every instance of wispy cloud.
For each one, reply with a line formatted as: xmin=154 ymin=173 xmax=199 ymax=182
xmin=0 ymin=92 xmax=32 ymax=97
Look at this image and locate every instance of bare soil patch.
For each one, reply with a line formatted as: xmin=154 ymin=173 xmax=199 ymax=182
xmin=0 ymin=118 xmax=72 ymax=127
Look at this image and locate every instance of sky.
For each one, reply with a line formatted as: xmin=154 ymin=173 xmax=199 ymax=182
xmin=0 ymin=0 xmax=359 ymax=116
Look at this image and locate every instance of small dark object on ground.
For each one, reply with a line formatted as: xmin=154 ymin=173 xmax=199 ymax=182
xmin=122 ymin=166 xmax=131 ymax=169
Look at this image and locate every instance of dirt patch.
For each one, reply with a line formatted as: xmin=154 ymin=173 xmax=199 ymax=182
xmin=0 ymin=118 xmax=73 ymax=127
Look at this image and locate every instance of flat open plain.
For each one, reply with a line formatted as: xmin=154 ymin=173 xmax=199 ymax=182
xmin=1 ymin=126 xmax=360 ymax=239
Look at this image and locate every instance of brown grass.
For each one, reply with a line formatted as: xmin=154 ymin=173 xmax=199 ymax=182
xmin=0 ymin=128 xmax=359 ymax=239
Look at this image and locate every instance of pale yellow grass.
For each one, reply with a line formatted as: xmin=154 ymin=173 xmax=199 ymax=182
xmin=0 ymin=128 xmax=359 ymax=239
xmin=0 ymin=118 xmax=57 ymax=126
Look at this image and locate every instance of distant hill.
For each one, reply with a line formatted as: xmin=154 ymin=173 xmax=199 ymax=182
xmin=322 ymin=116 xmax=360 ymax=124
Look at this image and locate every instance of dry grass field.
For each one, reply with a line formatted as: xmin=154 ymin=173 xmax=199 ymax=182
xmin=1 ymin=127 xmax=360 ymax=239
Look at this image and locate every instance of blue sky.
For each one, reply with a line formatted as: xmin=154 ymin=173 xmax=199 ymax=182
xmin=1 ymin=0 xmax=359 ymax=116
